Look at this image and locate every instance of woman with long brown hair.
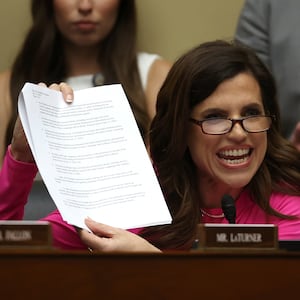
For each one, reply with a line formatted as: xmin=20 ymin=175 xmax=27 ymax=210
xmin=0 ymin=40 xmax=299 ymax=251
xmin=0 ymin=0 xmax=171 ymax=163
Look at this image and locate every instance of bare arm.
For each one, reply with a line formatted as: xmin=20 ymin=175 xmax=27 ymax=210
xmin=145 ymin=58 xmax=172 ymax=120
xmin=0 ymin=70 xmax=12 ymax=166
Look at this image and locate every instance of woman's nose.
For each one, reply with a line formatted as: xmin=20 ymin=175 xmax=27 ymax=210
xmin=78 ymin=0 xmax=93 ymax=14
xmin=227 ymin=121 xmax=248 ymax=140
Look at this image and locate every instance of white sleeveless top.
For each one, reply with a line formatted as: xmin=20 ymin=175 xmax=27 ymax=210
xmin=65 ymin=52 xmax=160 ymax=90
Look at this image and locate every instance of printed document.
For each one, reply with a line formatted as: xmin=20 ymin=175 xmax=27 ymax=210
xmin=18 ymin=83 xmax=172 ymax=230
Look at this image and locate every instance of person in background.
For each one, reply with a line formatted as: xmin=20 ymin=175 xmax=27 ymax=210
xmin=0 ymin=0 xmax=171 ymax=219
xmin=235 ymin=0 xmax=300 ymax=151
xmin=0 ymin=0 xmax=171 ymax=160
xmin=0 ymin=40 xmax=299 ymax=252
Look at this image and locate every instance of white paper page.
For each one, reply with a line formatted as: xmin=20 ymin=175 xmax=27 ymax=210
xmin=18 ymin=83 xmax=172 ymax=230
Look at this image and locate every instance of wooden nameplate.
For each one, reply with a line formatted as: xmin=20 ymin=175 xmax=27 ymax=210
xmin=192 ymin=223 xmax=278 ymax=251
xmin=0 ymin=221 xmax=52 ymax=248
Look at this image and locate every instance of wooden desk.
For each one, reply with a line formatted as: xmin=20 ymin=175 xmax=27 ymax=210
xmin=0 ymin=249 xmax=299 ymax=299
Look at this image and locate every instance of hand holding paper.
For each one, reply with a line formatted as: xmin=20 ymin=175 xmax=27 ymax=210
xmin=18 ymin=83 xmax=172 ymax=230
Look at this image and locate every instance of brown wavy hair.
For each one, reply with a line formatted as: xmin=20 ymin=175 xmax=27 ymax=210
xmin=141 ymin=40 xmax=300 ymax=250
xmin=5 ymin=0 xmax=149 ymax=150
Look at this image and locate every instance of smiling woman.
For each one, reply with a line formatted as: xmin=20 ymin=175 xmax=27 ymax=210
xmin=142 ymin=40 xmax=300 ymax=250
xmin=0 ymin=40 xmax=299 ymax=252
xmin=187 ymin=72 xmax=269 ymax=193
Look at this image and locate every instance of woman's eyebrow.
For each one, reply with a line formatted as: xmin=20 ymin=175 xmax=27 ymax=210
xmin=197 ymin=108 xmax=227 ymax=116
xmin=242 ymin=102 xmax=264 ymax=111
xmin=196 ymin=101 xmax=264 ymax=116
xmin=245 ymin=101 xmax=263 ymax=107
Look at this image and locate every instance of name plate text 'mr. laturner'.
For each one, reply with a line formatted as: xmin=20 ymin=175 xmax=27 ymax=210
xmin=194 ymin=224 xmax=278 ymax=250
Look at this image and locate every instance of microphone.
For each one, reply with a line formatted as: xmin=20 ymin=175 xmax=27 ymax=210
xmin=221 ymin=194 xmax=236 ymax=224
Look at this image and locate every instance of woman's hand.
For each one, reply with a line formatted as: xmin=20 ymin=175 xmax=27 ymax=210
xmin=44 ymin=82 xmax=74 ymax=103
xmin=10 ymin=82 xmax=74 ymax=162
xmin=79 ymin=218 xmax=161 ymax=253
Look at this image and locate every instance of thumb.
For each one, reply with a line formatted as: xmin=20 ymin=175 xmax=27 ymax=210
xmin=84 ymin=218 xmax=115 ymax=238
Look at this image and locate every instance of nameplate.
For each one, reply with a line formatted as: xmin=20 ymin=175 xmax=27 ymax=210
xmin=193 ymin=224 xmax=278 ymax=250
xmin=0 ymin=221 xmax=52 ymax=248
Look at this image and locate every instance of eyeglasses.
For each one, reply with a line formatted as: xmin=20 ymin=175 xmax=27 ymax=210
xmin=189 ymin=115 xmax=274 ymax=135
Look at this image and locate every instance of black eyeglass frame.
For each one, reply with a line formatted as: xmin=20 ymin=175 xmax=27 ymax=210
xmin=189 ymin=115 xmax=275 ymax=135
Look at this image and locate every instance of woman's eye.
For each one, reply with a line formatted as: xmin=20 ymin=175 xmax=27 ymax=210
xmin=204 ymin=113 xmax=225 ymax=119
xmin=244 ymin=108 xmax=262 ymax=116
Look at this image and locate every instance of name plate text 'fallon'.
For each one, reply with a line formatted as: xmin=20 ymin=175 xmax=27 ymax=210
xmin=0 ymin=221 xmax=52 ymax=248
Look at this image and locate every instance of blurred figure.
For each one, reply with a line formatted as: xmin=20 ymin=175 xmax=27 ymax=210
xmin=0 ymin=0 xmax=171 ymax=219
xmin=235 ymin=0 xmax=300 ymax=150
xmin=0 ymin=0 xmax=171 ymax=162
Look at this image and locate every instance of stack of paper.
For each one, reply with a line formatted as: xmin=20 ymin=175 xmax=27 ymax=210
xmin=18 ymin=83 xmax=172 ymax=230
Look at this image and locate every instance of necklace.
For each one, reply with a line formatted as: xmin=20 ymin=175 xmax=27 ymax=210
xmin=200 ymin=208 xmax=224 ymax=219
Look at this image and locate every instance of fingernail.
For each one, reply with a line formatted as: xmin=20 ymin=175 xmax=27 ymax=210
xmin=66 ymin=95 xmax=73 ymax=103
